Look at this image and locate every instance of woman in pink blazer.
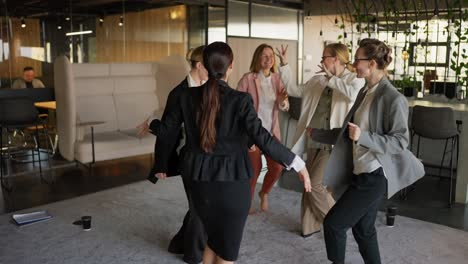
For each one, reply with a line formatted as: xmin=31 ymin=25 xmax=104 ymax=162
xmin=237 ymin=43 xmax=289 ymax=213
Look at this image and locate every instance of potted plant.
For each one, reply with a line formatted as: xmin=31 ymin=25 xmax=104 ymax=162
xmin=392 ymin=75 xmax=420 ymax=97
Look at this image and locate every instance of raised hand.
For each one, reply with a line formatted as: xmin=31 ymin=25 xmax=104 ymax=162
xmin=316 ymin=63 xmax=333 ymax=78
xmin=275 ymin=44 xmax=289 ymax=66
xmin=278 ymin=89 xmax=288 ymax=103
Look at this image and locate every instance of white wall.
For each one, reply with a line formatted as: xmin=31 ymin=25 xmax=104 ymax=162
xmin=303 ymin=15 xmax=354 ymax=82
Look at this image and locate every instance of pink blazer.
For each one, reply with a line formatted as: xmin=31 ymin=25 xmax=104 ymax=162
xmin=236 ymin=72 xmax=289 ymax=141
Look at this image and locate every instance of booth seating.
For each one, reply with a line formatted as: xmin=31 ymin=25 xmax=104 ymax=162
xmin=54 ymin=56 xmax=188 ymax=164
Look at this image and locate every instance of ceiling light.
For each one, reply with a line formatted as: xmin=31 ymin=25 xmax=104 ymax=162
xmin=21 ymin=18 xmax=26 ymax=28
xmin=65 ymin=30 xmax=93 ymax=36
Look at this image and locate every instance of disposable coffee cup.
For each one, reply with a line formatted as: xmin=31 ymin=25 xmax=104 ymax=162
xmin=386 ymin=214 xmax=395 ymax=227
xmin=387 ymin=206 xmax=397 ymax=216
xmin=82 ymin=216 xmax=92 ymax=231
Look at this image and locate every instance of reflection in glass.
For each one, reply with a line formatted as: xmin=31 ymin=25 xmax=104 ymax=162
xmin=208 ymin=6 xmax=226 ymax=43
xmin=251 ymin=4 xmax=298 ymax=40
xmin=188 ymin=5 xmax=206 ymax=49
xmin=20 ymin=47 xmax=45 ymax=62
xmin=227 ymin=0 xmax=248 ymax=37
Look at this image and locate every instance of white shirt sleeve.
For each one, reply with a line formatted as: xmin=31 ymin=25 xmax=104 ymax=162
xmin=326 ymin=71 xmax=364 ymax=102
xmin=278 ymin=64 xmax=303 ymax=97
xmin=285 ymin=155 xmax=306 ymax=172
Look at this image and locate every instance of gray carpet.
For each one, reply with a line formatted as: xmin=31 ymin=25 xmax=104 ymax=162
xmin=1 ymin=178 xmax=467 ymax=264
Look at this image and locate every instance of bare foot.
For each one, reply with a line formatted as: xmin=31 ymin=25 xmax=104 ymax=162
xmin=259 ymin=191 xmax=269 ymax=211
xmin=249 ymin=206 xmax=257 ymax=215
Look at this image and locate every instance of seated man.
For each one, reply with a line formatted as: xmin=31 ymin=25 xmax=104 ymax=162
xmin=12 ymin=66 xmax=45 ymax=89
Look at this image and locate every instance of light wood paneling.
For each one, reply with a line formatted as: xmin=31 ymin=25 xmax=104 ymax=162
xmin=95 ymin=6 xmax=187 ymax=63
xmin=0 ymin=18 xmax=42 ymax=79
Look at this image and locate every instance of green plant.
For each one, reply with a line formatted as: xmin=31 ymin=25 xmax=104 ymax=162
xmin=392 ymin=76 xmax=421 ymax=95
xmin=449 ymin=7 xmax=468 ymax=89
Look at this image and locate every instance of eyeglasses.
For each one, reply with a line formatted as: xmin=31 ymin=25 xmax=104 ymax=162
xmin=354 ymin=58 xmax=371 ymax=63
xmin=321 ymin=56 xmax=334 ymax=60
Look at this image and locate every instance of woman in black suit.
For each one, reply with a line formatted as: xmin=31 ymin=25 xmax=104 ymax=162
xmin=137 ymin=45 xmax=208 ymax=264
xmin=154 ymin=42 xmax=311 ymax=264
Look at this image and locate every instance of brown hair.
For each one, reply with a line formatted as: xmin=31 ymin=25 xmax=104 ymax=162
xmin=324 ymin=43 xmax=354 ymax=72
xmin=199 ymin=42 xmax=233 ymax=152
xmin=186 ymin=45 xmax=205 ymax=69
xmin=249 ymin=43 xmax=276 ymax=73
xmin=358 ymin=38 xmax=393 ymax=70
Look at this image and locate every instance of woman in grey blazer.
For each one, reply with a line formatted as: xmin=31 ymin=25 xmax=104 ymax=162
xmin=310 ymin=39 xmax=424 ymax=264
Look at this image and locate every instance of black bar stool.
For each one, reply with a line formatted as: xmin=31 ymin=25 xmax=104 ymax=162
xmin=0 ymin=97 xmax=50 ymax=191
xmin=411 ymin=105 xmax=461 ymax=207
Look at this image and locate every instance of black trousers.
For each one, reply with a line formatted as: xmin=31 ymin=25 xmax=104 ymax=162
xmin=324 ymin=167 xmax=387 ymax=264
xmin=168 ymin=175 xmax=207 ymax=264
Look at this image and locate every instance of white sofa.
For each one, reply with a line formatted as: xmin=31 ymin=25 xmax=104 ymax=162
xmin=54 ymin=56 xmax=188 ymax=164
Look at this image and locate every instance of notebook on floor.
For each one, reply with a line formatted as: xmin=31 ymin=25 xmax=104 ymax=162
xmin=12 ymin=211 xmax=53 ymax=226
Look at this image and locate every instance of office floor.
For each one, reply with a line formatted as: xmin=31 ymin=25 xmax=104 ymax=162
xmin=1 ymin=154 xmax=468 ymax=232
xmin=2 ymin=178 xmax=468 ymax=264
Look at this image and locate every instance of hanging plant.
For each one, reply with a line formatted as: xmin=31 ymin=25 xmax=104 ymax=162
xmin=449 ymin=3 xmax=468 ymax=90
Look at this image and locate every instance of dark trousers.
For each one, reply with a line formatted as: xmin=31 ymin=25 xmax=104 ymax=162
xmin=168 ymin=175 xmax=207 ymax=264
xmin=324 ymin=167 xmax=386 ymax=264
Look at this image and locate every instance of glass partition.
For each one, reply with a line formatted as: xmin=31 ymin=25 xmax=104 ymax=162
xmin=0 ymin=1 xmax=190 ymax=89
xmin=251 ymin=4 xmax=298 ymax=40
xmin=227 ymin=0 xmax=249 ymax=37
xmin=208 ymin=6 xmax=226 ymax=43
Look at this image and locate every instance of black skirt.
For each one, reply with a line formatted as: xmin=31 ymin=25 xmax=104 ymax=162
xmin=190 ymin=179 xmax=251 ymax=261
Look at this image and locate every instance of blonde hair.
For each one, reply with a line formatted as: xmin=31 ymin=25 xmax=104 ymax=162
xmin=186 ymin=45 xmax=205 ymax=69
xmin=324 ymin=43 xmax=354 ymax=72
xmin=249 ymin=44 xmax=276 ymax=73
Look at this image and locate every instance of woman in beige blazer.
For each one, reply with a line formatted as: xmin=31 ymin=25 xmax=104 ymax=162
xmin=278 ymin=43 xmax=365 ymax=237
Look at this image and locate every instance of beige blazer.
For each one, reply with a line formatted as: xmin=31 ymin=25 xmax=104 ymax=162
xmin=279 ymin=64 xmax=364 ymax=155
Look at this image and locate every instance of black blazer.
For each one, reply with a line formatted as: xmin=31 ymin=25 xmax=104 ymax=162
xmin=147 ymin=78 xmax=188 ymax=183
xmin=153 ymin=80 xmax=295 ymax=182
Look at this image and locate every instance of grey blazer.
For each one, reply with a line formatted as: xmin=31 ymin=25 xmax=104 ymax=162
xmin=312 ymin=77 xmax=425 ymax=199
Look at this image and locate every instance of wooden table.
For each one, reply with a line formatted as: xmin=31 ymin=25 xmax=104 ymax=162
xmin=34 ymin=101 xmax=56 ymax=110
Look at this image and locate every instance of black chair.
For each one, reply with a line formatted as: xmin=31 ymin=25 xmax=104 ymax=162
xmin=0 ymin=97 xmax=50 ymax=191
xmin=411 ymin=105 xmax=461 ymax=207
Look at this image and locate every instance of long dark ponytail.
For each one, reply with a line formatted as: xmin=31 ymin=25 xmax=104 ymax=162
xmin=199 ymin=42 xmax=233 ymax=152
